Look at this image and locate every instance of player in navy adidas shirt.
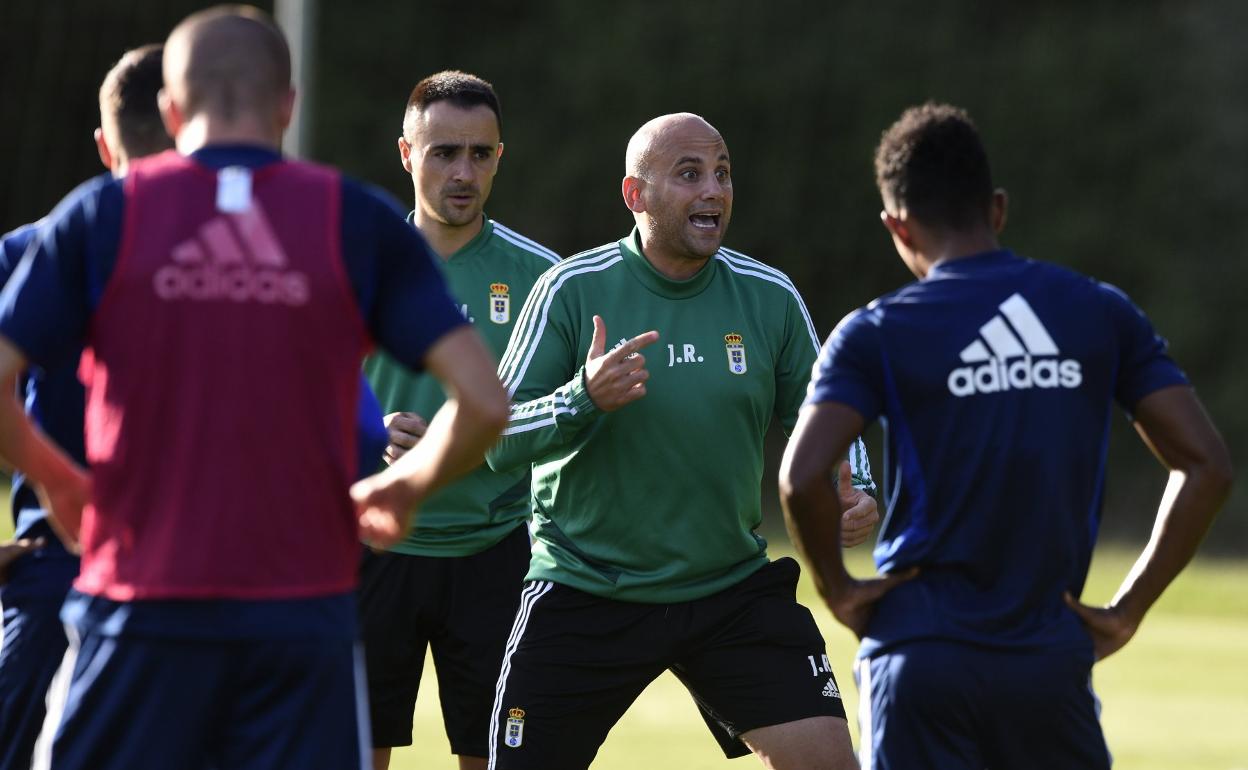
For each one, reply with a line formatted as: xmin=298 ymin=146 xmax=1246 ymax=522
xmin=0 ymin=45 xmax=173 ymax=770
xmin=779 ymin=103 xmax=1232 ymax=769
xmin=0 ymin=7 xmax=506 ymax=769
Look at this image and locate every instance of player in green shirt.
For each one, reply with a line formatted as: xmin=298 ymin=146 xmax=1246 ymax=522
xmin=357 ymin=72 xmax=559 ymax=770
xmin=484 ymin=113 xmax=873 ymax=770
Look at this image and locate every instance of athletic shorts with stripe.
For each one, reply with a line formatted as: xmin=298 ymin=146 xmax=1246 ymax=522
xmin=358 ymin=524 xmax=531 ymax=755
xmin=0 ymin=581 xmax=73 ymax=770
xmin=855 ymin=639 xmax=1111 ymax=770
xmin=37 ymin=599 xmax=370 ymax=770
xmin=488 ymin=557 xmax=846 ymax=770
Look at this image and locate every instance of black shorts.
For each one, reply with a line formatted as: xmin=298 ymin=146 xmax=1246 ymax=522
xmin=489 ymin=557 xmax=846 ymax=769
xmin=357 ymin=525 xmax=531 ymax=756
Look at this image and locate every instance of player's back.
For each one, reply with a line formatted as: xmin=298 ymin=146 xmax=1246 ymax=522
xmin=78 ymin=150 xmax=368 ymax=601
xmin=841 ymin=249 xmax=1184 ymax=656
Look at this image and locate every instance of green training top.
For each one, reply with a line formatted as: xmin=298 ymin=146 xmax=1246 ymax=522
xmin=487 ymin=228 xmax=874 ymax=602
xmin=366 ymin=216 xmax=560 ymax=556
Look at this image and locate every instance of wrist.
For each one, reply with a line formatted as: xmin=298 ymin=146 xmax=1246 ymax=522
xmin=568 ymin=367 xmax=601 ymax=418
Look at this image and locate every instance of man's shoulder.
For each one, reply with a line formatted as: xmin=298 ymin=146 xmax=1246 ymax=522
xmin=1 ymin=220 xmax=43 ymax=278
xmin=338 ymin=175 xmax=409 ymax=221
xmin=539 ymin=240 xmax=627 ymax=279
xmin=486 ymin=220 xmax=561 ymax=271
xmin=713 ymin=246 xmax=809 ymax=302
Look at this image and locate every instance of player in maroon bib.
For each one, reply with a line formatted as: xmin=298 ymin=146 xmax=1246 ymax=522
xmin=0 ymin=8 xmax=507 ymax=769
xmin=81 ymin=153 xmax=365 ymax=600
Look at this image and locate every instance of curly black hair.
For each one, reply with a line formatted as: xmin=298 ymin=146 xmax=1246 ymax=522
xmin=874 ymin=103 xmax=993 ymax=231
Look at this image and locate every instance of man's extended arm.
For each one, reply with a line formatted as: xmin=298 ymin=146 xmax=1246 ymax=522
xmin=779 ymin=400 xmax=915 ymax=638
xmin=352 ymin=325 xmax=509 ymax=547
xmin=0 ymin=338 xmax=90 ymax=550
xmin=1065 ymin=385 xmax=1232 ymax=660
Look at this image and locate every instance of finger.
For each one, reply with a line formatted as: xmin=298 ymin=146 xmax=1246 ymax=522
xmin=388 ymin=428 xmax=418 ymax=450
xmin=841 ymin=516 xmax=874 ymax=536
xmin=619 ymin=383 xmax=648 ymax=404
xmin=609 ymin=330 xmax=660 ymax=364
xmin=1063 ymin=591 xmax=1096 ymax=621
xmin=588 ymin=314 xmax=606 ymax=362
xmin=619 ymin=354 xmax=648 ymax=377
xmin=877 ymin=566 xmax=920 ymax=592
xmin=358 ymin=509 xmax=401 ymax=548
xmin=384 ymin=443 xmax=408 ymax=463
xmin=838 ymin=460 xmax=853 ymax=490
xmin=350 ymin=478 xmax=378 ymax=505
xmin=841 ymin=497 xmax=873 ymax=519
xmin=389 ymin=413 xmax=428 ymax=435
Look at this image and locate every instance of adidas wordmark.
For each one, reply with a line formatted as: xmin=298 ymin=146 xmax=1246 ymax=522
xmin=947 ymin=293 xmax=1082 ymax=397
xmin=153 ymin=169 xmax=310 ymax=306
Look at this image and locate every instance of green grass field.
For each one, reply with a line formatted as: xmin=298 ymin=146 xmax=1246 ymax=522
xmin=3 ymin=496 xmax=1245 ymax=768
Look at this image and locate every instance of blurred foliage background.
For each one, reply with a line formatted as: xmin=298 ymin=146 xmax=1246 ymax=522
xmin=1 ymin=0 xmax=1243 ymax=552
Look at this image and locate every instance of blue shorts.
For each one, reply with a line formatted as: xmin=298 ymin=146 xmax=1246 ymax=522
xmin=855 ymin=639 xmax=1111 ymax=770
xmin=38 ymin=594 xmax=371 ymax=770
xmin=0 ymin=549 xmax=75 ymax=770
xmin=0 ymin=594 xmax=71 ymax=770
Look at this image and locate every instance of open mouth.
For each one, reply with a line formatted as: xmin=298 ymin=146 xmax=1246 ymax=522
xmin=689 ymin=213 xmax=720 ymax=230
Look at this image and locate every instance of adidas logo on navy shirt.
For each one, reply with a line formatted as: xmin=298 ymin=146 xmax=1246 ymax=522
xmin=947 ymin=293 xmax=1082 ymax=397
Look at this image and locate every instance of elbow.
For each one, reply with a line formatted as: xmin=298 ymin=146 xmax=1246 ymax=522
xmin=1205 ymin=443 xmax=1234 ymax=501
xmin=476 ymin=388 xmax=511 ymax=439
xmin=777 ymin=462 xmax=817 ymax=514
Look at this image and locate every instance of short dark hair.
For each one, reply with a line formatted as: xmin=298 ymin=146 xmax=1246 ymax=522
xmin=402 ymin=71 xmax=501 ymax=139
xmin=874 ymin=103 xmax=994 ymax=231
xmin=98 ymin=44 xmax=173 ymax=159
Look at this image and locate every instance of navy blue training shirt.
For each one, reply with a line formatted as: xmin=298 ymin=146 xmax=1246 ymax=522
xmin=806 ymin=249 xmax=1187 ymax=657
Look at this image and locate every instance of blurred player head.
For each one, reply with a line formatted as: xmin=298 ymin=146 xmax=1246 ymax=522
xmin=160 ymin=4 xmax=294 ymax=151
xmin=622 ymin=113 xmax=733 ymax=265
xmin=398 ymin=71 xmax=503 ymax=234
xmin=95 ymin=44 xmax=173 ymax=177
xmin=874 ymin=102 xmax=1007 ymax=277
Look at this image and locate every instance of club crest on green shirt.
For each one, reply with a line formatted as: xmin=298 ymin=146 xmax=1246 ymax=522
xmin=489 ymin=282 xmax=510 ymax=324
xmin=725 ymin=332 xmax=747 ymax=374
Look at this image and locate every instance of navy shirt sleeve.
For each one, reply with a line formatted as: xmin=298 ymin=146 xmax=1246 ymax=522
xmin=804 ymin=307 xmax=884 ymax=422
xmin=0 ymin=174 xmax=123 ymax=370
xmin=355 ymin=375 xmax=388 ymax=479
xmin=1 ymin=222 xmax=39 ymax=284
xmin=1098 ymin=282 xmax=1189 ymax=409
xmin=338 ymin=179 xmax=466 ymax=371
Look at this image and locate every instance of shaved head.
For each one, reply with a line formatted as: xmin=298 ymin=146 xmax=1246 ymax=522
xmin=164 ymin=5 xmax=291 ymax=120
xmin=625 ymin=113 xmax=721 ymax=180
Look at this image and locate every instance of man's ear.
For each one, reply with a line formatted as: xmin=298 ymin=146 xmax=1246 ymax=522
xmin=879 ymin=209 xmax=915 ymax=250
xmin=158 ymin=89 xmax=182 ymax=142
xmin=397 ymin=137 xmax=413 ymax=174
xmin=990 ymin=188 xmax=1008 ymax=234
xmin=94 ymin=127 xmax=114 ymax=171
xmin=622 ymin=176 xmax=646 ymax=213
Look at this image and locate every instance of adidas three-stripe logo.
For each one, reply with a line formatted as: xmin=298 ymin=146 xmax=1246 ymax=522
xmin=947 ymin=293 xmax=1082 ymax=397
xmin=153 ymin=169 xmax=310 ymax=306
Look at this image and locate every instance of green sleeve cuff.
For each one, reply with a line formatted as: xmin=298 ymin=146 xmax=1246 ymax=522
xmin=565 ymin=366 xmax=601 ymax=425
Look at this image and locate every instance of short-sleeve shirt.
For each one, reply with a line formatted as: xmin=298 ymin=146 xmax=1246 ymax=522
xmin=806 ymin=249 xmax=1187 ymax=657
